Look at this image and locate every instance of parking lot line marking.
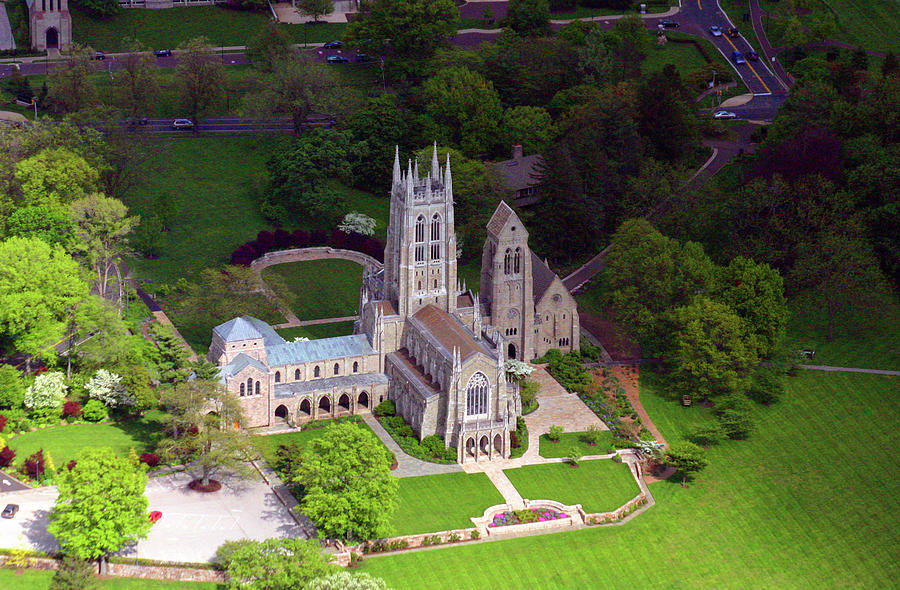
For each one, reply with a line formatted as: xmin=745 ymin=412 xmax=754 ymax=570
xmin=722 ymin=34 xmax=771 ymax=94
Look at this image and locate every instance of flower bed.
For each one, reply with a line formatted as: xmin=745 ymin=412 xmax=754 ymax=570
xmin=489 ymin=508 xmax=569 ymax=528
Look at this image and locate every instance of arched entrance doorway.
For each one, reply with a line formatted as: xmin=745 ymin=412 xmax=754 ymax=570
xmin=338 ymin=393 xmax=351 ymax=412
xmin=479 ymin=435 xmax=490 ymax=455
xmin=358 ymin=391 xmax=369 ymax=408
xmin=494 ymin=433 xmax=503 ymax=455
xmin=466 ymin=437 xmax=476 ymax=458
xmin=46 ymin=27 xmax=58 ymax=49
xmin=274 ymin=405 xmax=288 ymax=421
xmin=318 ymin=395 xmax=331 ymax=414
xmin=298 ymin=398 xmax=311 ymax=417
xmin=508 ymin=342 xmax=517 ymax=360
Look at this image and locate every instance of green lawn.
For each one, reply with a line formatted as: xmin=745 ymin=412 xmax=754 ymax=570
xmin=262 ymin=259 xmax=363 ymax=321
xmin=250 ymin=417 xmax=376 ymax=466
xmin=277 ymin=321 xmax=355 ymax=341
xmin=643 ymin=32 xmax=749 ymax=95
xmin=0 ymin=569 xmax=222 ymax=589
xmin=538 ymin=431 xmax=614 ymax=458
xmin=71 ymin=6 xmax=347 ymax=53
xmin=503 ymin=460 xmax=639 ymax=513
xmin=363 ymin=371 xmax=900 ymax=589
xmin=7 ymin=411 xmax=168 ymax=468
xmin=393 ymin=472 xmax=504 ymax=536
xmin=814 ymin=0 xmax=899 ymax=53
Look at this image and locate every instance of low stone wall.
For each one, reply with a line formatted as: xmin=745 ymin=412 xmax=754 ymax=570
xmin=348 ymin=527 xmax=479 ymax=558
xmin=250 ymin=247 xmax=383 ymax=273
xmin=473 ymin=499 xmax=585 ymax=537
xmin=0 ymin=556 xmax=225 ymax=583
xmin=584 ymin=492 xmax=649 ymax=525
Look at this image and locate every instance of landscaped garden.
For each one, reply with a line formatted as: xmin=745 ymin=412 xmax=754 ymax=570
xmin=261 ymin=260 xmax=363 ymax=321
xmin=362 ymin=371 xmax=900 ymax=589
xmin=538 ymin=430 xmax=614 ymax=459
xmin=503 ymin=461 xmax=639 ymax=514
xmin=393 ymin=472 xmax=504 ymax=536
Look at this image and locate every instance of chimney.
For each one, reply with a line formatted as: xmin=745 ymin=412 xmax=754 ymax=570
xmin=512 ymin=144 xmax=523 ymax=160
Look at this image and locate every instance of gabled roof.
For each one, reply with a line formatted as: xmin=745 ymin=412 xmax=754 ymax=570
xmin=266 ymin=333 xmax=376 ymax=367
xmin=273 ymin=373 xmax=388 ymax=398
xmin=410 ymin=305 xmax=493 ymax=363
xmin=219 ymin=353 xmax=268 ymax=380
xmin=489 ymin=154 xmax=544 ymax=193
xmin=531 ymin=252 xmax=560 ymax=303
xmin=213 ymin=315 xmax=285 ymax=346
xmin=486 ymin=201 xmax=515 ymax=237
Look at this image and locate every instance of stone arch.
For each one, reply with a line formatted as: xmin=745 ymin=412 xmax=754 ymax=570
xmin=239 ymin=383 xmax=245 ymax=396
xmin=479 ymin=435 xmax=490 ymax=455
xmin=494 ymin=433 xmax=503 ymax=455
xmin=465 ymin=372 xmax=490 ymax=417
xmin=465 ymin=437 xmax=476 ymax=458
xmin=318 ymin=395 xmax=331 ymax=413
xmin=338 ymin=393 xmax=351 ymax=411
xmin=358 ymin=391 xmax=369 ymax=408
xmin=314 ymin=365 xmax=321 ymax=378
xmin=333 ymin=362 xmax=340 ymax=375
xmin=255 ymin=381 xmax=260 ymax=395
xmin=274 ymin=405 xmax=289 ymax=420
xmin=352 ymin=361 xmax=359 ymax=373
xmin=46 ymin=27 xmax=59 ymax=49
xmin=508 ymin=342 xmax=517 ymax=360
xmin=274 ymin=371 xmax=281 ymax=383
xmin=294 ymin=368 xmax=301 ymax=380
xmin=298 ymin=398 xmax=311 ymax=416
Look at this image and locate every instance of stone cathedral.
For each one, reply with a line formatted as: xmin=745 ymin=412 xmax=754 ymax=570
xmin=210 ymin=146 xmax=579 ymax=463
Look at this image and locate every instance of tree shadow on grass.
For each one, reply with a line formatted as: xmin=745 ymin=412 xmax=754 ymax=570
xmin=107 ymin=411 xmax=169 ymax=455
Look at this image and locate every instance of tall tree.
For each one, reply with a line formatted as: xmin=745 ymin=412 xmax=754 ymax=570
xmin=176 ymin=37 xmax=225 ymax=127
xmin=13 ymin=148 xmax=100 ymax=208
xmin=423 ymin=66 xmax=503 ymax=156
xmin=46 ymin=44 xmax=97 ymax=114
xmin=69 ymin=194 xmax=139 ymax=302
xmin=0 ymin=237 xmax=88 ymax=369
xmin=247 ymin=20 xmax=294 ymax=73
xmin=637 ymin=64 xmax=698 ymax=162
xmin=0 ymin=364 xmax=25 ymax=409
xmin=345 ymin=0 xmax=460 ymax=61
xmin=116 ymin=38 xmax=159 ymax=120
xmin=500 ymin=106 xmax=556 ymax=155
xmin=47 ymin=447 xmax=151 ymax=574
xmin=296 ymin=422 xmax=398 ymax=541
xmin=295 ymin=0 xmax=334 ymax=22
xmin=217 ymin=538 xmax=335 ymax=590
xmin=664 ymin=441 xmax=708 ymax=487
xmin=504 ymin=0 xmax=551 ymax=36
xmin=5 ymin=205 xmax=75 ymax=248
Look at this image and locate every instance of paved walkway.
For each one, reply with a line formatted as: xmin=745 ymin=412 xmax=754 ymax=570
xmin=273 ymin=315 xmax=359 ymax=331
xmin=361 ymin=414 xmax=463 ymax=478
xmin=0 ymin=2 xmax=15 ymax=52
xmin=523 ymin=366 xmax=607 ymax=441
xmin=480 ymin=464 xmax=525 ymax=509
xmin=798 ymin=365 xmax=900 ymax=376
xmin=749 ymin=0 xmax=793 ymax=90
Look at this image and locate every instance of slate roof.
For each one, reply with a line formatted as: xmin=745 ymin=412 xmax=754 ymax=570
xmin=219 ymin=353 xmax=268 ymax=380
xmin=410 ymin=304 xmax=493 ymax=363
xmin=266 ymin=333 xmax=376 ymax=367
xmin=489 ymin=154 xmax=544 ymax=193
xmin=273 ymin=372 xmax=388 ymax=398
xmin=386 ymin=349 xmax=441 ymax=399
xmin=457 ymin=292 xmax=474 ymax=308
xmin=531 ymin=252 xmax=559 ymax=303
xmin=213 ymin=316 xmax=285 ymax=346
xmin=486 ymin=201 xmax=515 ymax=237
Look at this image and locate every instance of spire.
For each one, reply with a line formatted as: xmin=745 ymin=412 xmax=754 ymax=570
xmin=431 ymin=142 xmax=440 ymax=178
xmin=444 ymin=152 xmax=452 ymax=199
xmin=406 ymin=159 xmax=414 ymax=200
xmin=413 ymin=158 xmax=419 ymax=183
xmin=393 ymin=145 xmax=400 ymax=185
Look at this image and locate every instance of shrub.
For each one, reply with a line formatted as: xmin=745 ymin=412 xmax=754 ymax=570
xmin=686 ymin=424 xmax=724 ymax=447
xmin=712 ymin=393 xmax=753 ymax=416
xmin=717 ymin=409 xmax=754 ymax=440
xmin=422 ymin=435 xmax=446 ymax=458
xmin=374 ymin=400 xmax=396 ymax=417
xmin=2 ymin=410 xmax=31 ymax=433
xmin=23 ymin=449 xmax=45 ymax=479
xmin=139 ymin=453 xmax=160 ymax=468
xmin=747 ymin=370 xmax=784 ymax=405
xmin=0 ymin=446 xmax=15 ymax=467
xmin=443 ymin=446 xmax=457 ymax=462
xmin=548 ymin=425 xmax=564 ymax=441
xmin=67 ymin=460 xmax=77 ymax=471
xmin=520 ymin=380 xmax=539 ymax=413
xmin=0 ymin=415 xmax=6 ymax=432
xmin=29 ymin=405 xmax=62 ymax=425
xmin=582 ymin=424 xmax=604 ymax=445
xmin=82 ymin=399 xmax=107 ymax=422
xmin=566 ymin=447 xmax=581 ymax=466
xmin=62 ymin=400 xmax=82 ymax=419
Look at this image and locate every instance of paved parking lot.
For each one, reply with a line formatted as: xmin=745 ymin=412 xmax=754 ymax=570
xmin=0 ymin=470 xmax=304 ymax=563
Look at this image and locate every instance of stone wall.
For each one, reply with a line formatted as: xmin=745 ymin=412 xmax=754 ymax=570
xmin=0 ymin=555 xmax=225 ymax=583
xmin=584 ymin=492 xmax=649 ymax=525
xmin=251 ymin=247 xmax=383 ymax=274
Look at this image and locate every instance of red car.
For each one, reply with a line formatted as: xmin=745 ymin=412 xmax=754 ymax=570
xmin=149 ymin=511 xmax=162 ymax=523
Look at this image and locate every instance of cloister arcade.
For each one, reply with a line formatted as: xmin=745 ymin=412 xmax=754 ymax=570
xmin=271 ymin=389 xmax=373 ymax=426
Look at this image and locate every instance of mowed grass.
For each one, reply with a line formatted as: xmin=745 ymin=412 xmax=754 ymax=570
xmin=0 ymin=569 xmax=223 ymax=589
xmin=277 ymin=321 xmax=355 ymax=341
xmin=250 ymin=417 xmax=377 ymax=465
xmin=7 ymin=411 xmax=168 ymax=468
xmin=808 ymin=0 xmax=899 ymax=53
xmin=643 ymin=31 xmax=749 ymax=95
xmin=363 ymin=371 xmax=900 ymax=589
xmin=393 ymin=472 xmax=504 ymax=535
xmin=71 ymin=6 xmax=348 ymax=53
xmin=124 ymin=135 xmax=277 ymax=285
xmin=262 ymin=259 xmax=363 ymax=321
xmin=538 ymin=431 xmax=614 ymax=458
xmin=503 ymin=460 xmax=639 ymax=513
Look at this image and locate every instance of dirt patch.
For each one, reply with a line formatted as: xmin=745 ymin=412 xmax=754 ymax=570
xmin=610 ymin=365 xmax=668 ymax=447
xmin=188 ymin=479 xmax=222 ymax=493
xmin=643 ymin=465 xmax=676 ymax=484
xmin=579 ymin=311 xmax=641 ymax=361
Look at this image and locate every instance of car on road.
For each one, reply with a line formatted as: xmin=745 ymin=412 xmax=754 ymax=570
xmin=709 ymin=26 xmax=722 ymax=37
xmin=727 ymin=27 xmax=740 ymax=38
xmin=154 ymin=49 xmax=172 ymax=57
xmin=659 ymin=20 xmax=679 ymax=28
xmin=172 ymin=119 xmax=194 ymax=130
xmin=746 ymin=50 xmax=759 ymax=61
xmin=354 ymin=53 xmax=374 ymax=62
xmin=713 ymin=110 xmax=737 ymax=119
xmin=2 ymin=504 xmax=19 ymax=519
xmin=732 ymin=51 xmax=746 ymax=65
xmin=326 ymin=55 xmax=349 ymax=64
xmin=93 ymin=51 xmax=106 ymax=60
xmin=323 ymin=40 xmax=342 ymax=49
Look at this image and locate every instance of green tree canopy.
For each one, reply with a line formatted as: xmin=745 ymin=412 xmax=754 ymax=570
xmin=46 ymin=44 xmax=97 ymax=114
xmin=500 ymin=106 xmax=556 ymax=155
xmin=423 ymin=66 xmax=503 ymax=156
xmin=218 ymin=538 xmax=336 ymax=590
xmin=72 ymin=0 xmax=119 ymax=17
xmin=5 ymin=205 xmax=75 ymax=248
xmin=13 ymin=148 xmax=100 ymax=208
xmin=0 ymin=364 xmax=25 ymax=409
xmin=345 ymin=0 xmax=460 ymax=60
xmin=48 ymin=447 xmax=151 ymax=568
xmin=247 ymin=20 xmax=295 ymax=73
xmin=176 ymin=37 xmax=225 ymax=125
xmin=296 ymin=0 xmax=334 ymax=22
xmin=296 ymin=422 xmax=398 ymax=541
xmin=504 ymin=0 xmax=551 ymax=36
xmin=664 ymin=441 xmax=708 ymax=486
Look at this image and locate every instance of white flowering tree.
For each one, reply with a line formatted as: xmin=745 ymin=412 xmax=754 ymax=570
xmin=292 ymin=336 xmax=310 ymax=342
xmin=504 ymin=359 xmax=535 ymax=382
xmin=338 ymin=212 xmax=377 ymax=237
xmin=86 ymin=369 xmax=135 ymax=408
xmin=24 ymin=371 xmax=68 ymax=410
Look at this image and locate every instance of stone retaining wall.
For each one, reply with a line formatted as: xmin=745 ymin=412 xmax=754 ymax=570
xmin=0 ymin=556 xmax=225 ymax=583
xmin=584 ymin=492 xmax=649 ymax=525
xmin=250 ymin=247 xmax=383 ymax=273
xmin=473 ymin=499 xmax=585 ymax=537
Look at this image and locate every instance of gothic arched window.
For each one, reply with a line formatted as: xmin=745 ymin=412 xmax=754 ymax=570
xmin=274 ymin=371 xmax=281 ymax=383
xmin=240 ymin=383 xmax=245 ymax=396
xmin=295 ymin=368 xmax=301 ymax=380
xmin=415 ymin=216 xmax=425 ymax=243
xmin=514 ymin=248 xmax=521 ymax=274
xmin=314 ymin=366 xmax=320 ymax=378
xmin=334 ymin=363 xmax=340 ymax=375
xmin=255 ymin=381 xmax=260 ymax=395
xmin=504 ymin=249 xmax=511 ymax=275
xmin=431 ymin=214 xmax=441 ymax=241
xmin=465 ymin=372 xmax=490 ymax=417
xmin=247 ymin=378 xmax=253 ymax=391
xmin=353 ymin=361 xmax=359 ymax=373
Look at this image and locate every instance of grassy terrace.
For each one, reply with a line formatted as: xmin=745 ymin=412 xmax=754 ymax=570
xmin=7 ymin=411 xmax=168 ymax=468
xmin=277 ymin=321 xmax=356 ymax=341
xmin=503 ymin=461 xmax=639 ymax=513
xmin=538 ymin=431 xmax=615 ymax=458
xmin=262 ymin=259 xmax=363 ymax=321
xmin=363 ymin=371 xmax=900 ymax=588
xmin=393 ymin=472 xmax=504 ymax=536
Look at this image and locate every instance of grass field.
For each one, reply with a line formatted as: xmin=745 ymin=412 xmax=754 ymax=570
xmin=643 ymin=31 xmax=749 ymax=96
xmin=363 ymin=370 xmax=900 ymax=589
xmin=262 ymin=259 xmax=362 ymax=321
xmin=393 ymin=472 xmax=504 ymax=536
xmin=277 ymin=321 xmax=356 ymax=341
xmin=503 ymin=460 xmax=639 ymax=513
xmin=538 ymin=431 xmax=614 ymax=458
xmin=71 ymin=6 xmax=347 ymax=53
xmin=250 ymin=417 xmax=377 ymax=465
xmin=0 ymin=569 xmax=222 ymax=589
xmin=7 ymin=411 xmax=168 ymax=468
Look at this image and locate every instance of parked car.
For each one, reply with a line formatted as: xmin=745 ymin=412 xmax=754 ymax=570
xmin=172 ymin=118 xmax=194 ymax=130
xmin=659 ymin=20 xmax=679 ymax=28
xmin=746 ymin=50 xmax=759 ymax=61
xmin=149 ymin=510 xmax=162 ymax=523
xmin=323 ymin=40 xmax=342 ymax=49
xmin=2 ymin=504 xmax=19 ymax=519
xmin=354 ymin=53 xmax=374 ymax=63
xmin=727 ymin=27 xmax=740 ymax=38
xmin=714 ymin=110 xmax=737 ymax=119
xmin=326 ymin=55 xmax=349 ymax=64
xmin=93 ymin=51 xmax=106 ymax=60
xmin=154 ymin=49 xmax=172 ymax=57
xmin=732 ymin=51 xmax=746 ymax=65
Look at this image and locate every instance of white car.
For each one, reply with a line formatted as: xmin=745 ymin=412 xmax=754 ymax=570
xmin=172 ymin=118 xmax=194 ymax=130
xmin=709 ymin=25 xmax=723 ymax=37
xmin=714 ymin=111 xmax=737 ymax=119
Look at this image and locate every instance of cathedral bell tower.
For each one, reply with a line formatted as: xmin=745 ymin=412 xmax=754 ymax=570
xmin=383 ymin=144 xmax=458 ymax=319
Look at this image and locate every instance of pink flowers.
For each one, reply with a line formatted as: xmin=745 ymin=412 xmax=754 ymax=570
xmin=489 ymin=508 xmax=569 ymax=527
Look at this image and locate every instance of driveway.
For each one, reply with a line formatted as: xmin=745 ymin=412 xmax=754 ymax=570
xmin=0 ymin=471 xmax=304 ymax=563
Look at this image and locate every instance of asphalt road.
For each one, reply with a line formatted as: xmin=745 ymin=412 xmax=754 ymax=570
xmin=115 ymin=116 xmax=324 ymax=134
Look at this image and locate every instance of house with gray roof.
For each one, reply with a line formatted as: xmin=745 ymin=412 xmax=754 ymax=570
xmin=488 ymin=144 xmax=545 ymax=207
